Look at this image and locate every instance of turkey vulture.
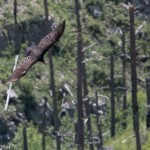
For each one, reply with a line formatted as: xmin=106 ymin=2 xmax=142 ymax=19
xmin=6 ymin=20 xmax=65 ymax=83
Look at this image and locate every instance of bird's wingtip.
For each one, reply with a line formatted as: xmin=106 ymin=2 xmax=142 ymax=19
xmin=61 ymin=20 xmax=66 ymax=29
xmin=62 ymin=20 xmax=66 ymax=25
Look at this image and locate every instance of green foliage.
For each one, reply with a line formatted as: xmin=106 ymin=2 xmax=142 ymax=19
xmin=11 ymin=123 xmax=42 ymax=150
xmin=0 ymin=0 xmax=150 ymax=149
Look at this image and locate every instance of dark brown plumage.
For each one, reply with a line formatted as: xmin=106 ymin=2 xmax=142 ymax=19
xmin=6 ymin=20 xmax=65 ymax=83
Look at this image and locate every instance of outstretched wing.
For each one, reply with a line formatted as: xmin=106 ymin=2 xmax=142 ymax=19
xmin=6 ymin=54 xmax=37 ymax=83
xmin=6 ymin=20 xmax=65 ymax=83
xmin=25 ymin=44 xmax=37 ymax=57
xmin=36 ymin=20 xmax=65 ymax=56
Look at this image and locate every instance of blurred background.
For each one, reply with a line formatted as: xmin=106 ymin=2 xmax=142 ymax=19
xmin=0 ymin=0 xmax=150 ymax=150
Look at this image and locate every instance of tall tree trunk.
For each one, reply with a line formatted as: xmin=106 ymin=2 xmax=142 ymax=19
xmin=14 ymin=0 xmax=17 ymax=24
xmin=75 ymin=0 xmax=84 ymax=150
xmin=74 ymin=122 xmax=78 ymax=145
xmin=83 ymin=68 xmax=94 ymax=150
xmin=146 ymin=78 xmax=150 ymax=128
xmin=122 ymin=32 xmax=127 ymax=110
xmin=95 ymin=90 xmax=103 ymax=150
xmin=42 ymin=1 xmax=61 ymax=149
xmin=23 ymin=125 xmax=28 ymax=150
xmin=42 ymin=99 xmax=47 ymax=150
xmin=43 ymin=0 xmax=48 ymax=21
xmin=129 ymin=5 xmax=141 ymax=150
xmin=14 ymin=0 xmax=19 ymax=54
xmin=78 ymin=1 xmax=94 ymax=150
xmin=110 ymin=53 xmax=115 ymax=137
xmin=49 ymin=49 xmax=61 ymax=150
xmin=122 ymin=31 xmax=127 ymax=128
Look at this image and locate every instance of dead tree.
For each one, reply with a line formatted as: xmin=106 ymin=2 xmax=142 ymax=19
xmin=146 ymin=78 xmax=150 ymax=128
xmin=83 ymin=70 xmax=94 ymax=150
xmin=95 ymin=90 xmax=103 ymax=150
xmin=23 ymin=125 xmax=28 ymax=150
xmin=43 ymin=0 xmax=49 ymax=21
xmin=4 ymin=55 xmax=19 ymax=110
xmin=110 ymin=53 xmax=115 ymax=137
xmin=42 ymin=4 xmax=48 ymax=150
xmin=13 ymin=0 xmax=19 ymax=54
xmin=74 ymin=0 xmax=94 ymax=149
xmin=121 ymin=31 xmax=127 ymax=128
xmin=122 ymin=31 xmax=127 ymax=110
xmin=42 ymin=1 xmax=61 ymax=149
xmin=49 ymin=49 xmax=61 ymax=150
xmin=129 ymin=5 xmax=141 ymax=150
xmin=75 ymin=0 xmax=84 ymax=149
xmin=43 ymin=0 xmax=49 ymax=29
xmin=14 ymin=0 xmax=17 ymax=24
xmin=42 ymin=99 xmax=47 ymax=150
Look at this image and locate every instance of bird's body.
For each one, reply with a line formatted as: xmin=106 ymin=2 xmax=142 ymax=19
xmin=6 ymin=20 xmax=65 ymax=83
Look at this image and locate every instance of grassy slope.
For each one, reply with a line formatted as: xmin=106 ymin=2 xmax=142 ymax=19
xmin=0 ymin=0 xmax=150 ymax=149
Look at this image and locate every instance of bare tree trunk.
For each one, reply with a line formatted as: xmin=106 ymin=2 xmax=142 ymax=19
xmin=42 ymin=1 xmax=61 ymax=149
xmin=95 ymin=90 xmax=103 ymax=150
xmin=14 ymin=0 xmax=19 ymax=54
xmin=4 ymin=55 xmax=19 ymax=110
xmin=110 ymin=53 xmax=115 ymax=137
xmin=122 ymin=31 xmax=127 ymax=128
xmin=43 ymin=0 xmax=48 ymax=21
xmin=14 ymin=0 xmax=17 ymax=24
xmin=42 ymin=99 xmax=47 ymax=150
xmin=76 ymin=1 xmax=94 ymax=149
xmin=75 ymin=0 xmax=84 ymax=150
xmin=74 ymin=122 xmax=78 ymax=145
xmin=49 ymin=49 xmax=61 ymax=150
xmin=82 ymin=40 xmax=94 ymax=150
xmin=42 ymin=2 xmax=48 ymax=149
xmin=129 ymin=5 xmax=141 ymax=150
xmin=122 ymin=32 xmax=127 ymax=110
xmin=146 ymin=78 xmax=150 ymax=128
xmin=23 ymin=125 xmax=28 ymax=150
xmin=83 ymin=77 xmax=94 ymax=150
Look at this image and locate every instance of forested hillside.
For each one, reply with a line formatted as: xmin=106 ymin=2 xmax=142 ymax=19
xmin=0 ymin=0 xmax=150 ymax=150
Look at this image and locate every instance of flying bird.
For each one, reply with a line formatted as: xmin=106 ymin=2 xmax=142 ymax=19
xmin=6 ymin=20 xmax=65 ymax=83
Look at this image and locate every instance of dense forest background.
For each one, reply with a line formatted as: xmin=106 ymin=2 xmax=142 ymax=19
xmin=0 ymin=0 xmax=150 ymax=150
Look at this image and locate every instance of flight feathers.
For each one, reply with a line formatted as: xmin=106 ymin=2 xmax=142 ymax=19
xmin=6 ymin=20 xmax=65 ymax=83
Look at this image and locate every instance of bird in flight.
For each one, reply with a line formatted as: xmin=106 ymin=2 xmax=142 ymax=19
xmin=6 ymin=20 xmax=65 ymax=83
